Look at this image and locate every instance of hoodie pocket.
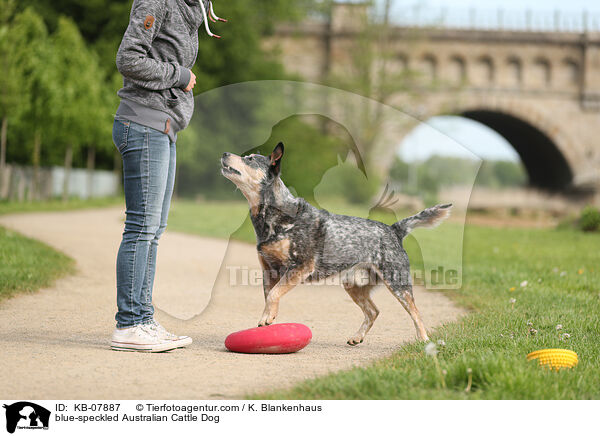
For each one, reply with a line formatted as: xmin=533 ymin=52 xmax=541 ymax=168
xmin=166 ymin=88 xmax=182 ymax=108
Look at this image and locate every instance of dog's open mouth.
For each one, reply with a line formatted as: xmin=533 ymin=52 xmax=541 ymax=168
xmin=221 ymin=160 xmax=241 ymax=176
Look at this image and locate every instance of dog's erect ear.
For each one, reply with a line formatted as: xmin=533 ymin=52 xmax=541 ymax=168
xmin=269 ymin=142 xmax=284 ymax=174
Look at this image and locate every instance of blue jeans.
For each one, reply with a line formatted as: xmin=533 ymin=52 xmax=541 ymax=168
xmin=112 ymin=118 xmax=176 ymax=328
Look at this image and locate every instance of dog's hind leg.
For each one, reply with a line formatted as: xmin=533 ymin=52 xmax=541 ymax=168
xmin=375 ymin=267 xmax=429 ymax=341
xmin=393 ymin=286 xmax=429 ymax=341
xmin=343 ymin=284 xmax=379 ymax=346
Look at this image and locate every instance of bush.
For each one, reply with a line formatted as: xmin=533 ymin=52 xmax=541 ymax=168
xmin=579 ymin=205 xmax=600 ymax=232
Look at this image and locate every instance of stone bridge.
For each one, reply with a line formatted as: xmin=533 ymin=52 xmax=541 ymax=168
xmin=264 ymin=3 xmax=600 ymax=201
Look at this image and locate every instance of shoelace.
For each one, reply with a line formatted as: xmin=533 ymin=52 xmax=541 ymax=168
xmin=134 ymin=324 xmax=155 ymax=339
xmin=147 ymin=321 xmax=178 ymax=339
xmin=200 ymin=0 xmax=227 ymax=39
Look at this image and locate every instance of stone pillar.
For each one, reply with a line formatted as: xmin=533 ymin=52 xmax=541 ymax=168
xmin=581 ymin=33 xmax=600 ymax=111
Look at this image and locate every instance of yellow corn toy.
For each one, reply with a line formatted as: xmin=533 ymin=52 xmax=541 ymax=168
xmin=527 ymin=348 xmax=578 ymax=370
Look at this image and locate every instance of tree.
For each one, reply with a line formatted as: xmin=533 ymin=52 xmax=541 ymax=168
xmin=21 ymin=0 xmax=132 ymax=75
xmin=50 ymin=17 xmax=109 ymax=201
xmin=11 ymin=0 xmax=320 ymax=200
xmin=171 ymin=0 xmax=319 ymax=198
xmin=10 ymin=8 xmax=57 ymax=199
xmin=24 ymin=0 xmax=316 ymax=81
xmin=323 ymin=1 xmax=427 ymax=178
xmin=0 ymin=0 xmax=22 ymax=190
xmin=493 ymin=160 xmax=526 ymax=187
xmin=18 ymin=1 xmax=132 ymax=175
xmin=192 ymin=0 xmax=313 ymax=92
xmin=85 ymin=80 xmax=117 ymax=198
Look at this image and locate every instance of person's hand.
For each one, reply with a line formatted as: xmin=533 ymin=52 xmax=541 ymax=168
xmin=184 ymin=71 xmax=196 ymax=92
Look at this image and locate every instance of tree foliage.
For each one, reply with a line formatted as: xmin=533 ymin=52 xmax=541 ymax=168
xmin=4 ymin=0 xmax=346 ymax=201
xmin=0 ymin=0 xmax=21 ymax=125
xmin=389 ymin=155 xmax=527 ymax=203
xmin=9 ymin=9 xmax=54 ymax=162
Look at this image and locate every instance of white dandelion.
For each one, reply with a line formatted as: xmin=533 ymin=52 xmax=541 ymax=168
xmin=425 ymin=342 xmax=438 ymax=357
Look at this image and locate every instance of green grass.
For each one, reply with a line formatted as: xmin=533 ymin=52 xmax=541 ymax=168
xmin=0 ymin=196 xmax=123 ymax=215
xmin=168 ymin=200 xmax=256 ymax=243
xmin=0 ymin=226 xmax=75 ymax=301
xmin=254 ymin=226 xmax=600 ymax=399
xmin=0 ymin=196 xmax=121 ymax=301
xmin=167 ymin=199 xmax=600 ymax=399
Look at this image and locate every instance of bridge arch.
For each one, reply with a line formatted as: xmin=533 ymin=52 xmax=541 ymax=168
xmin=561 ymin=58 xmax=580 ymax=86
xmin=506 ymin=56 xmax=523 ymax=88
xmin=473 ymin=56 xmax=495 ymax=86
xmin=459 ymin=109 xmax=571 ymax=190
xmin=383 ymin=94 xmax=580 ymax=192
xmin=266 ymin=9 xmax=600 ymax=200
xmin=532 ymin=57 xmax=552 ymax=88
xmin=435 ymin=100 xmax=578 ymax=191
xmin=448 ymin=55 xmax=467 ymax=85
xmin=421 ymin=53 xmax=438 ymax=81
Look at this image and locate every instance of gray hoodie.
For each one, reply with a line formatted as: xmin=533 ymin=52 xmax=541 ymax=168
xmin=115 ymin=0 xmax=206 ymax=142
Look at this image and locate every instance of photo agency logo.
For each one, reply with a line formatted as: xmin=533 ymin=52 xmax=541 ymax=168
xmin=226 ymin=265 xmax=459 ymax=288
xmin=2 ymin=402 xmax=50 ymax=434
xmin=159 ymin=80 xmax=477 ymax=320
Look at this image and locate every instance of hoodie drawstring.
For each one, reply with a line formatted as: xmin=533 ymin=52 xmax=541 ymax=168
xmin=200 ymin=1 xmax=227 ymax=39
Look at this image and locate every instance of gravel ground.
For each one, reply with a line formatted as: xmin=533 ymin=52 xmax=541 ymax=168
xmin=0 ymin=207 xmax=465 ymax=399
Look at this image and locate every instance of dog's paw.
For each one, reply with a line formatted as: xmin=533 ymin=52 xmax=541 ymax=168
xmin=346 ymin=337 xmax=364 ymax=346
xmin=258 ymin=317 xmax=273 ymax=327
xmin=258 ymin=311 xmax=277 ymax=327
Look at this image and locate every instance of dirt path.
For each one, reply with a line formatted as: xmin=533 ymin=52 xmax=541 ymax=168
xmin=0 ymin=207 xmax=465 ymax=399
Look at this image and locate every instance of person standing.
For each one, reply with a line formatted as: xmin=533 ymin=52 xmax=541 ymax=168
xmin=110 ymin=0 xmax=205 ymax=352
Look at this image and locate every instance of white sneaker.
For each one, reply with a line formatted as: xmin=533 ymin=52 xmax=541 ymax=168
xmin=144 ymin=320 xmax=193 ymax=348
xmin=110 ymin=324 xmax=179 ymax=352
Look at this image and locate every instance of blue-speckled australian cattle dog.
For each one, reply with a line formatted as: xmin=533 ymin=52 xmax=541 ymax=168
xmin=221 ymin=143 xmax=452 ymax=345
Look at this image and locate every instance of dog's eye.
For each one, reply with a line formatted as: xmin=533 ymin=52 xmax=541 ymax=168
xmin=246 ymin=156 xmax=253 ymax=161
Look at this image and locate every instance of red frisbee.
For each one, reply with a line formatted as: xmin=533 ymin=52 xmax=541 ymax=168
xmin=225 ymin=323 xmax=312 ymax=354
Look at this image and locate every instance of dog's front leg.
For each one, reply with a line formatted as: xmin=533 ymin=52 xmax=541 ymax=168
xmin=258 ymin=254 xmax=279 ymax=301
xmin=258 ymin=266 xmax=309 ymax=326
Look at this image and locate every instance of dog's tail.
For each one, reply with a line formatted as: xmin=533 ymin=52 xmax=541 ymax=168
xmin=391 ymin=203 xmax=452 ymax=240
